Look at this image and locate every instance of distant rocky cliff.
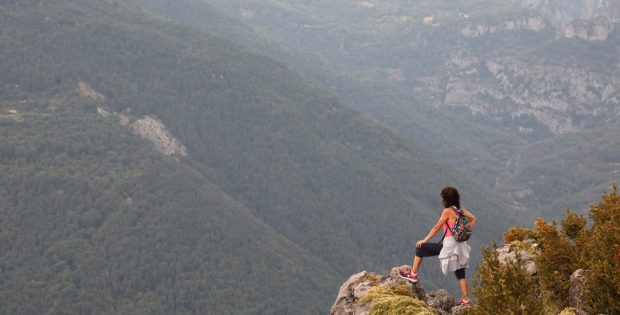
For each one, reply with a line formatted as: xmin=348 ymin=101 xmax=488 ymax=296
xmin=517 ymin=0 xmax=620 ymax=31
xmin=437 ymin=0 xmax=620 ymax=136
xmin=442 ymin=55 xmax=620 ymax=134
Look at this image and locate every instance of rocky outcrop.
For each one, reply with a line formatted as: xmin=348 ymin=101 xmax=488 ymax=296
xmin=78 ymin=81 xmax=106 ymax=101
xmin=462 ymin=16 xmax=546 ymax=37
xmin=564 ymin=16 xmax=615 ymax=41
xmin=129 ymin=115 xmax=188 ymax=156
xmin=568 ymin=269 xmax=587 ymax=311
xmin=442 ymin=55 xmax=620 ymax=134
xmin=426 ymin=289 xmax=457 ymax=315
xmin=331 ymin=266 xmax=468 ymax=315
xmin=334 ymin=244 xmax=596 ymax=314
xmin=464 ymin=1 xmax=619 ymax=40
xmin=516 ymin=0 xmax=620 ymax=30
xmin=496 ymin=239 xmax=538 ymax=275
xmin=97 ymin=108 xmax=188 ymax=157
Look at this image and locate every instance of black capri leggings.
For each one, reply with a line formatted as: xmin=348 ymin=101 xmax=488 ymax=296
xmin=415 ymin=242 xmax=466 ymax=280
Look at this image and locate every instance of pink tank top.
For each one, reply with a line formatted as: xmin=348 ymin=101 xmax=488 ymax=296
xmin=444 ymin=221 xmax=456 ymax=237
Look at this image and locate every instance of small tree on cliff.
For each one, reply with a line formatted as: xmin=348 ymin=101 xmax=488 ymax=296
xmin=471 ymin=242 xmax=543 ymax=315
xmin=533 ymin=217 xmax=581 ymax=310
xmin=472 ymin=185 xmax=619 ymax=314
xmin=578 ymin=184 xmax=620 ymax=314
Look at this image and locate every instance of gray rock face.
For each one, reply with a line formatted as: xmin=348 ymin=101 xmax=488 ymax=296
xmin=568 ymin=269 xmax=588 ymax=310
xmin=426 ymin=289 xmax=456 ymax=314
xmin=330 ymin=271 xmax=374 ymax=315
xmin=564 ymin=16 xmax=614 ymax=41
xmin=442 ymin=1 xmax=620 ymax=138
xmin=516 ymin=0 xmax=620 ymax=30
xmin=496 ymin=240 xmax=538 ymax=276
xmin=332 ymin=259 xmax=593 ymax=314
xmin=461 ymin=16 xmax=546 ymax=38
xmin=331 ymin=266 xmax=468 ymax=315
xmin=451 ymin=305 xmax=470 ymax=315
xmin=442 ymin=55 xmax=620 ymax=134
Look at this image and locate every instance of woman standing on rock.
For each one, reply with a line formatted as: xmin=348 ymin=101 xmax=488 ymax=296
xmin=399 ymin=186 xmax=476 ymax=306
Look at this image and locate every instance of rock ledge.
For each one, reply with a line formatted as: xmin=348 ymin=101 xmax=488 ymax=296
xmin=330 ymin=266 xmax=468 ymax=315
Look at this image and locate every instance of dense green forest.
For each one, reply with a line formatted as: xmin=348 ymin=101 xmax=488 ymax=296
xmin=0 ymin=112 xmax=338 ymax=314
xmin=166 ymin=0 xmax=620 ymax=217
xmin=0 ymin=0 xmax=530 ymax=313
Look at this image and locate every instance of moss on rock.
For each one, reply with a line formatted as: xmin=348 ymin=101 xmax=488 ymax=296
xmin=359 ymin=285 xmax=437 ymax=315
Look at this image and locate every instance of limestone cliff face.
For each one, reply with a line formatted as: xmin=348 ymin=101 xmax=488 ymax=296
xmin=442 ymin=56 xmax=620 ymax=134
xmin=463 ymin=1 xmax=618 ymax=40
xmin=515 ymin=0 xmax=620 ymax=39
xmin=129 ymin=115 xmax=188 ymax=157
xmin=564 ymin=15 xmax=615 ymax=41
xmin=96 ymin=107 xmax=188 ymax=157
xmin=435 ymin=2 xmax=620 ymax=135
xmin=517 ymin=0 xmax=620 ymax=26
xmin=85 ymin=80 xmax=188 ymax=157
xmin=461 ymin=15 xmax=546 ymax=38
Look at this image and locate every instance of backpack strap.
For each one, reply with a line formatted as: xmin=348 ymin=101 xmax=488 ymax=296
xmin=451 ymin=206 xmax=462 ymax=222
xmin=439 ymin=221 xmax=449 ymax=243
xmin=451 ymin=206 xmax=460 ymax=215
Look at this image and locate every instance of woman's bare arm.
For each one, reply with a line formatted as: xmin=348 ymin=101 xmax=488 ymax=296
xmin=463 ymin=208 xmax=477 ymax=229
xmin=417 ymin=209 xmax=450 ymax=247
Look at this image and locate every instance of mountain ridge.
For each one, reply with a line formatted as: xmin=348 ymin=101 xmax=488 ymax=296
xmin=191 ymin=0 xmax=620 ymax=215
xmin=0 ymin=0 xmax=529 ymax=313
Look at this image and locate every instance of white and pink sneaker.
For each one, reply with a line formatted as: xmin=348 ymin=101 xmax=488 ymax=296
xmin=398 ymin=269 xmax=418 ymax=283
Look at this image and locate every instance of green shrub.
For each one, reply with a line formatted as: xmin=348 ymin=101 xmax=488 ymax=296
xmin=579 ymin=185 xmax=620 ymax=314
xmin=560 ymin=210 xmax=586 ymax=240
xmin=558 ymin=308 xmax=580 ymax=315
xmin=471 ymin=243 xmax=543 ymax=315
xmin=533 ymin=218 xmax=579 ymax=309
xmin=474 ymin=186 xmax=619 ymax=314
xmin=503 ymin=226 xmax=535 ymax=244
xmin=360 ymin=285 xmax=437 ymax=315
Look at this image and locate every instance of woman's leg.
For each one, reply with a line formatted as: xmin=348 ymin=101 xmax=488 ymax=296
xmin=458 ymin=279 xmax=469 ymax=300
xmin=412 ymin=243 xmax=443 ymax=273
xmin=411 ymin=256 xmax=423 ymax=273
xmin=455 ymin=268 xmax=469 ymax=301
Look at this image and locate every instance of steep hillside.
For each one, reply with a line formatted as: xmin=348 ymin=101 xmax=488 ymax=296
xmin=192 ymin=0 xmax=620 ymax=215
xmin=118 ymin=0 xmax=534 ymax=280
xmin=130 ymin=0 xmax=530 ymax=192
xmin=0 ymin=0 xmax=530 ymax=312
xmin=0 ymin=112 xmax=339 ymax=314
xmin=497 ymin=122 xmax=620 ymax=216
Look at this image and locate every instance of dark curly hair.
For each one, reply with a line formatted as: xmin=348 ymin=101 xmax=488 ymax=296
xmin=441 ymin=186 xmax=460 ymax=209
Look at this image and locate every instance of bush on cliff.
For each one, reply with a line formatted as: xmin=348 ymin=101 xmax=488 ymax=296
xmin=359 ymin=285 xmax=436 ymax=315
xmin=471 ymin=243 xmax=543 ymax=315
xmin=580 ymin=185 xmax=620 ymax=314
xmin=534 ymin=217 xmax=581 ymax=310
xmin=503 ymin=226 xmax=535 ymax=244
xmin=472 ymin=185 xmax=620 ymax=314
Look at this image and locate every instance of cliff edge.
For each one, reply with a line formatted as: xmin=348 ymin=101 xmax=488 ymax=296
xmin=330 ymin=266 xmax=468 ymax=315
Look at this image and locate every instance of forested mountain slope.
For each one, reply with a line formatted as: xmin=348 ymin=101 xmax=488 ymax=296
xmin=130 ymin=0 xmax=531 ymax=203
xmin=1 ymin=0 xmax=528 ymax=312
xmin=172 ymin=0 xmax=620 ymax=217
xmin=0 ymin=112 xmax=338 ymax=314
